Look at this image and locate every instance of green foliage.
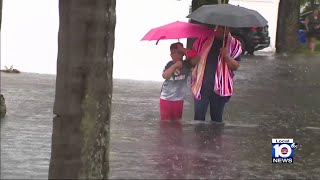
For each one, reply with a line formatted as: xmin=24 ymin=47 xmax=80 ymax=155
xmin=300 ymin=0 xmax=320 ymax=14
xmin=295 ymin=41 xmax=320 ymax=54
xmin=4 ymin=65 xmax=14 ymax=71
xmin=1 ymin=65 xmax=21 ymax=73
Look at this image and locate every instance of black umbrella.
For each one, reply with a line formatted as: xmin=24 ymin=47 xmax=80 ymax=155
xmin=187 ymin=4 xmax=268 ymax=28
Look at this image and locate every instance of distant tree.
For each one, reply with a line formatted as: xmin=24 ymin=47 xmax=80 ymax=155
xmin=0 ymin=0 xmax=2 ymax=31
xmin=301 ymin=0 xmax=320 ymax=13
xmin=276 ymin=0 xmax=300 ymax=54
xmin=0 ymin=0 xmax=4 ymax=118
xmin=187 ymin=0 xmax=229 ymax=49
xmin=191 ymin=0 xmax=228 ymax=11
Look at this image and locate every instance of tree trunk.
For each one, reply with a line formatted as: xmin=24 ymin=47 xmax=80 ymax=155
xmin=0 ymin=0 xmax=2 ymax=31
xmin=0 ymin=0 xmax=4 ymax=119
xmin=48 ymin=0 xmax=116 ymax=179
xmin=187 ymin=0 xmax=229 ymax=49
xmin=0 ymin=94 xmax=6 ymax=119
xmin=190 ymin=0 xmax=228 ymax=13
xmin=276 ymin=0 xmax=300 ymax=54
xmin=311 ymin=0 xmax=316 ymax=9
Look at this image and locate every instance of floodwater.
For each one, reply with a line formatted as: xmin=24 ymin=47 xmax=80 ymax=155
xmin=1 ymin=52 xmax=320 ymax=179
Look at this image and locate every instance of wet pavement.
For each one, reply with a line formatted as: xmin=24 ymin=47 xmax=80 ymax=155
xmin=1 ymin=52 xmax=320 ymax=179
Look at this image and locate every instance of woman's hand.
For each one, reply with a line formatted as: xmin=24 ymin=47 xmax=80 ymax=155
xmin=220 ymin=47 xmax=230 ymax=59
xmin=220 ymin=47 xmax=239 ymax=71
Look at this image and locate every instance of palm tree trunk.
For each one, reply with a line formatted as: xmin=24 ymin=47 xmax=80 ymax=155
xmin=0 ymin=0 xmax=2 ymax=31
xmin=0 ymin=0 xmax=5 ymax=119
xmin=276 ymin=0 xmax=300 ymax=53
xmin=311 ymin=0 xmax=316 ymax=9
xmin=187 ymin=0 xmax=229 ymax=49
xmin=48 ymin=0 xmax=116 ymax=179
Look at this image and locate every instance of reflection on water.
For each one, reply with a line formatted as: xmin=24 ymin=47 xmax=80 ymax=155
xmin=152 ymin=121 xmax=230 ymax=179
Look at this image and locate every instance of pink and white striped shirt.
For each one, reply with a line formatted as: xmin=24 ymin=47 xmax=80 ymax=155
xmin=185 ymin=32 xmax=242 ymax=99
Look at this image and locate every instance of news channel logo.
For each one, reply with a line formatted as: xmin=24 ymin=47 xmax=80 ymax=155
xmin=272 ymin=138 xmax=298 ymax=163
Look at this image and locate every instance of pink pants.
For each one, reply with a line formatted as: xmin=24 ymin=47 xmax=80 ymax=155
xmin=160 ymin=99 xmax=184 ymax=121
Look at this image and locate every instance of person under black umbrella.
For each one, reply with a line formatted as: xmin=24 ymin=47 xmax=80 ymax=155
xmin=175 ymin=4 xmax=268 ymax=124
xmin=177 ymin=25 xmax=242 ymax=123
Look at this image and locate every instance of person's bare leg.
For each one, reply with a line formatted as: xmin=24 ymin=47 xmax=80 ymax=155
xmin=307 ymin=37 xmax=310 ymax=49
xmin=310 ymin=37 xmax=316 ymax=53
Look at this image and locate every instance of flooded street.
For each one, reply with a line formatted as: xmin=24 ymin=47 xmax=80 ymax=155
xmin=1 ymin=53 xmax=320 ymax=179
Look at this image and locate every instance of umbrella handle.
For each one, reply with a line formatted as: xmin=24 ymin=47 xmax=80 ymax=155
xmin=156 ymin=37 xmax=180 ymax=45
xmin=223 ymin=26 xmax=227 ymax=48
xmin=156 ymin=36 xmax=166 ymax=45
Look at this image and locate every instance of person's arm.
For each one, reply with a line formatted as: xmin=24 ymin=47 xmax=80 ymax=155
xmin=162 ymin=61 xmax=182 ymax=80
xmin=220 ymin=47 xmax=240 ymax=71
xmin=305 ymin=17 xmax=310 ymax=32
xmin=176 ymin=44 xmax=200 ymax=66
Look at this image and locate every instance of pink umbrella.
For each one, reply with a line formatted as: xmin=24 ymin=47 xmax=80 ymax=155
xmin=141 ymin=21 xmax=214 ymax=45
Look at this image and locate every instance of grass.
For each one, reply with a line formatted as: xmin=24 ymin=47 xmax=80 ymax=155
xmin=295 ymin=41 xmax=320 ymax=55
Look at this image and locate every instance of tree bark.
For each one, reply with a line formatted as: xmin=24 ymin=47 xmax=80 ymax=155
xmin=311 ymin=0 xmax=316 ymax=9
xmin=48 ymin=0 xmax=115 ymax=179
xmin=0 ymin=94 xmax=6 ymax=119
xmin=276 ymin=0 xmax=300 ymax=54
xmin=0 ymin=0 xmax=4 ymax=119
xmin=0 ymin=0 xmax=2 ymax=31
xmin=187 ymin=0 xmax=229 ymax=49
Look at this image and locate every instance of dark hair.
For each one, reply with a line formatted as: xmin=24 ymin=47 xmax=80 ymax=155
xmin=170 ymin=42 xmax=183 ymax=50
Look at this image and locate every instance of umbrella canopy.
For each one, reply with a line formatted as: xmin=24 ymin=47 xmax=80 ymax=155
xmin=187 ymin=4 xmax=268 ymax=28
xmin=141 ymin=21 xmax=214 ymax=44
